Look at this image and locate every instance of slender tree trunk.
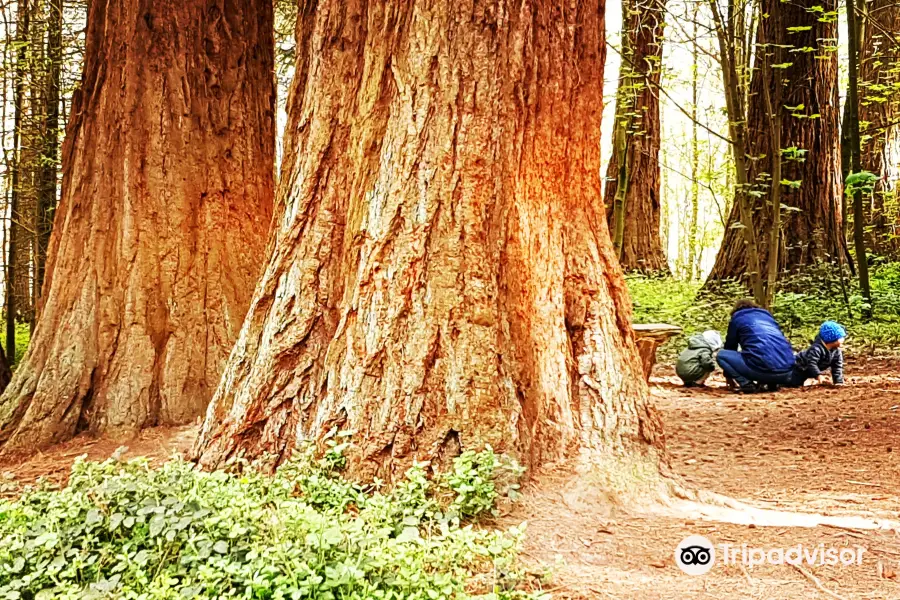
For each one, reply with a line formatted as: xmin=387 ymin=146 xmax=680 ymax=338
xmin=6 ymin=0 xmax=30 ymax=364
xmin=840 ymin=95 xmax=852 ymax=241
xmin=687 ymin=18 xmax=700 ymax=280
xmin=17 ymin=0 xmax=48 ymax=332
xmin=0 ymin=342 xmax=10 ymax=396
xmin=709 ymin=0 xmax=765 ymax=304
xmin=857 ymin=0 xmax=900 ymax=255
xmin=610 ymin=110 xmax=630 ymax=257
xmin=708 ymin=0 xmax=844 ymax=281
xmin=35 ymin=0 xmax=63 ymax=312
xmin=761 ymin=50 xmax=783 ymax=308
xmin=0 ymin=3 xmax=9 ymax=369
xmin=603 ymin=0 xmax=668 ymax=273
xmin=0 ymin=0 xmax=275 ymax=454
xmin=848 ymin=0 xmax=872 ymax=309
xmin=193 ymin=0 xmax=664 ymax=481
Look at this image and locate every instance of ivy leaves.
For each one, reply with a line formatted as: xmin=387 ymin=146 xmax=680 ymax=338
xmin=0 ymin=447 xmax=535 ymax=600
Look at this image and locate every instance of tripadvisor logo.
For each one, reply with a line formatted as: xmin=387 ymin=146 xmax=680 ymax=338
xmin=675 ymin=534 xmax=867 ymax=575
xmin=675 ymin=535 xmax=716 ymax=575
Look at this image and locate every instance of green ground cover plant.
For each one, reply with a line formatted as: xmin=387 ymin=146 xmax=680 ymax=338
xmin=0 ymin=435 xmax=540 ymax=600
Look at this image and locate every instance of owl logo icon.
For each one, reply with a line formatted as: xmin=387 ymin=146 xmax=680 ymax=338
xmin=675 ymin=535 xmax=716 ymax=575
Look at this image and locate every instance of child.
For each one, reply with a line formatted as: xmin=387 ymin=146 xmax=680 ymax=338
xmin=787 ymin=321 xmax=846 ymax=387
xmin=676 ymin=330 xmax=723 ymax=387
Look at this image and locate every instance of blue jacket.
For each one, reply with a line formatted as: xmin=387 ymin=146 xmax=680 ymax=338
xmin=724 ymin=307 xmax=795 ymax=372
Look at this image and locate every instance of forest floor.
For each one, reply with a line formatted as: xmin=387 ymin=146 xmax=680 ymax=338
xmin=2 ymin=358 xmax=899 ymax=599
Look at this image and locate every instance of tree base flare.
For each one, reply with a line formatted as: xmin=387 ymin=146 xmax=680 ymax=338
xmin=0 ymin=0 xmax=274 ymax=455
xmin=192 ymin=0 xmax=665 ymax=481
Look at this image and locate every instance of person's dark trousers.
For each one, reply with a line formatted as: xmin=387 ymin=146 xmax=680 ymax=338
xmin=716 ymin=349 xmax=793 ymax=388
xmin=783 ymin=369 xmax=808 ymax=388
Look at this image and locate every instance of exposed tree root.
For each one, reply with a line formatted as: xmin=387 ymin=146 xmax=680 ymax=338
xmin=790 ymin=563 xmax=848 ymax=600
xmin=567 ymin=459 xmax=900 ymax=533
xmin=659 ymin=472 xmax=900 ymax=531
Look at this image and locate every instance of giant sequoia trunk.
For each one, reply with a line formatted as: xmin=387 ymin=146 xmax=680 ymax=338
xmin=0 ymin=0 xmax=275 ymax=454
xmin=193 ymin=0 xmax=664 ymax=481
xmin=604 ymin=0 xmax=668 ymax=273
xmin=858 ymin=0 xmax=900 ymax=255
xmin=708 ymin=0 xmax=844 ymax=281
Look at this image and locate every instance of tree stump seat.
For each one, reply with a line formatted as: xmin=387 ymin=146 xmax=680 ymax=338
xmin=632 ymin=323 xmax=683 ymax=382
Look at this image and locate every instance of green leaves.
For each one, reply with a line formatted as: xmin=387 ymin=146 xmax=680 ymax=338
xmin=0 ymin=445 xmax=532 ymax=600
xmin=148 ymin=514 xmax=166 ymax=537
xmin=85 ymin=509 xmax=103 ymax=527
xmin=108 ymin=513 xmax=124 ymax=531
xmin=626 ymin=265 xmax=900 ymax=361
xmin=443 ymin=447 xmax=525 ymax=520
xmin=845 ymin=171 xmax=878 ymax=196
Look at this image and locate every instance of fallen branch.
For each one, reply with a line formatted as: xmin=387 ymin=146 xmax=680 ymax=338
xmin=790 ymin=563 xmax=848 ymax=600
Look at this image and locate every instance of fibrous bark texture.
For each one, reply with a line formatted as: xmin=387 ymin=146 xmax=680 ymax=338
xmin=194 ymin=0 xmax=663 ymax=481
xmin=859 ymin=0 xmax=900 ymax=255
xmin=604 ymin=0 xmax=668 ymax=273
xmin=708 ymin=0 xmax=843 ymax=281
xmin=0 ymin=0 xmax=275 ymax=454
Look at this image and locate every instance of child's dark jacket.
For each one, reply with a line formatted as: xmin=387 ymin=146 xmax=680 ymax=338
xmin=793 ymin=335 xmax=844 ymax=384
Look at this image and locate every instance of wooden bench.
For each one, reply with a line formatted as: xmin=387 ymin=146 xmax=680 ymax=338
xmin=632 ymin=323 xmax=683 ymax=382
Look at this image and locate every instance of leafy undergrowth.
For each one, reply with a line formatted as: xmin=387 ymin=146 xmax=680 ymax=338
xmin=0 ymin=436 xmax=541 ymax=600
xmin=0 ymin=321 xmax=31 ymax=366
xmin=628 ymin=262 xmax=900 ymax=360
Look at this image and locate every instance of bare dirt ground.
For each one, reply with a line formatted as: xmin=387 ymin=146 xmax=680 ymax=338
xmin=503 ymin=357 xmax=900 ymax=599
xmin=0 ymin=424 xmax=198 ymax=494
xmin=2 ymin=358 xmax=899 ymax=599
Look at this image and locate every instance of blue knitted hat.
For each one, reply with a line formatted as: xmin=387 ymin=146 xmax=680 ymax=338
xmin=819 ymin=321 xmax=846 ymax=343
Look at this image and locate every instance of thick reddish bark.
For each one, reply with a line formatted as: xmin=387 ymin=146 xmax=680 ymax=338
xmin=708 ymin=0 xmax=843 ymax=281
xmin=859 ymin=0 xmax=900 ymax=254
xmin=604 ymin=0 xmax=668 ymax=273
xmin=0 ymin=0 xmax=275 ymax=454
xmin=193 ymin=0 xmax=664 ymax=481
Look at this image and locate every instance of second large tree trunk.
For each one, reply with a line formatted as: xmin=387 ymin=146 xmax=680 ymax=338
xmin=0 ymin=0 xmax=275 ymax=454
xmin=859 ymin=0 xmax=900 ymax=256
xmin=604 ymin=0 xmax=668 ymax=273
xmin=193 ymin=0 xmax=664 ymax=481
xmin=708 ymin=0 xmax=844 ymax=281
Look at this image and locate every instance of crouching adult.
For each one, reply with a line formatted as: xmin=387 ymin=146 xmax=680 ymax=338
xmin=716 ymin=299 xmax=795 ymax=393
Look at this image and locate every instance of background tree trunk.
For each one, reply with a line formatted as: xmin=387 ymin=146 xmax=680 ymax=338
xmin=0 ymin=343 xmax=10 ymax=396
xmin=858 ymin=0 xmax=900 ymax=256
xmin=193 ymin=0 xmax=664 ymax=481
xmin=603 ymin=0 xmax=668 ymax=273
xmin=686 ymin=16 xmax=700 ymax=280
xmin=708 ymin=0 xmax=844 ymax=281
xmin=6 ymin=0 xmax=30 ymax=363
xmin=0 ymin=0 xmax=275 ymax=454
xmin=36 ymin=0 xmax=63 ymax=312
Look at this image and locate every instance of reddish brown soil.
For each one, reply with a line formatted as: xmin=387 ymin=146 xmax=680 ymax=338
xmin=505 ymin=357 xmax=900 ymax=599
xmin=2 ymin=359 xmax=899 ymax=598
xmin=0 ymin=424 xmax=197 ymax=495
